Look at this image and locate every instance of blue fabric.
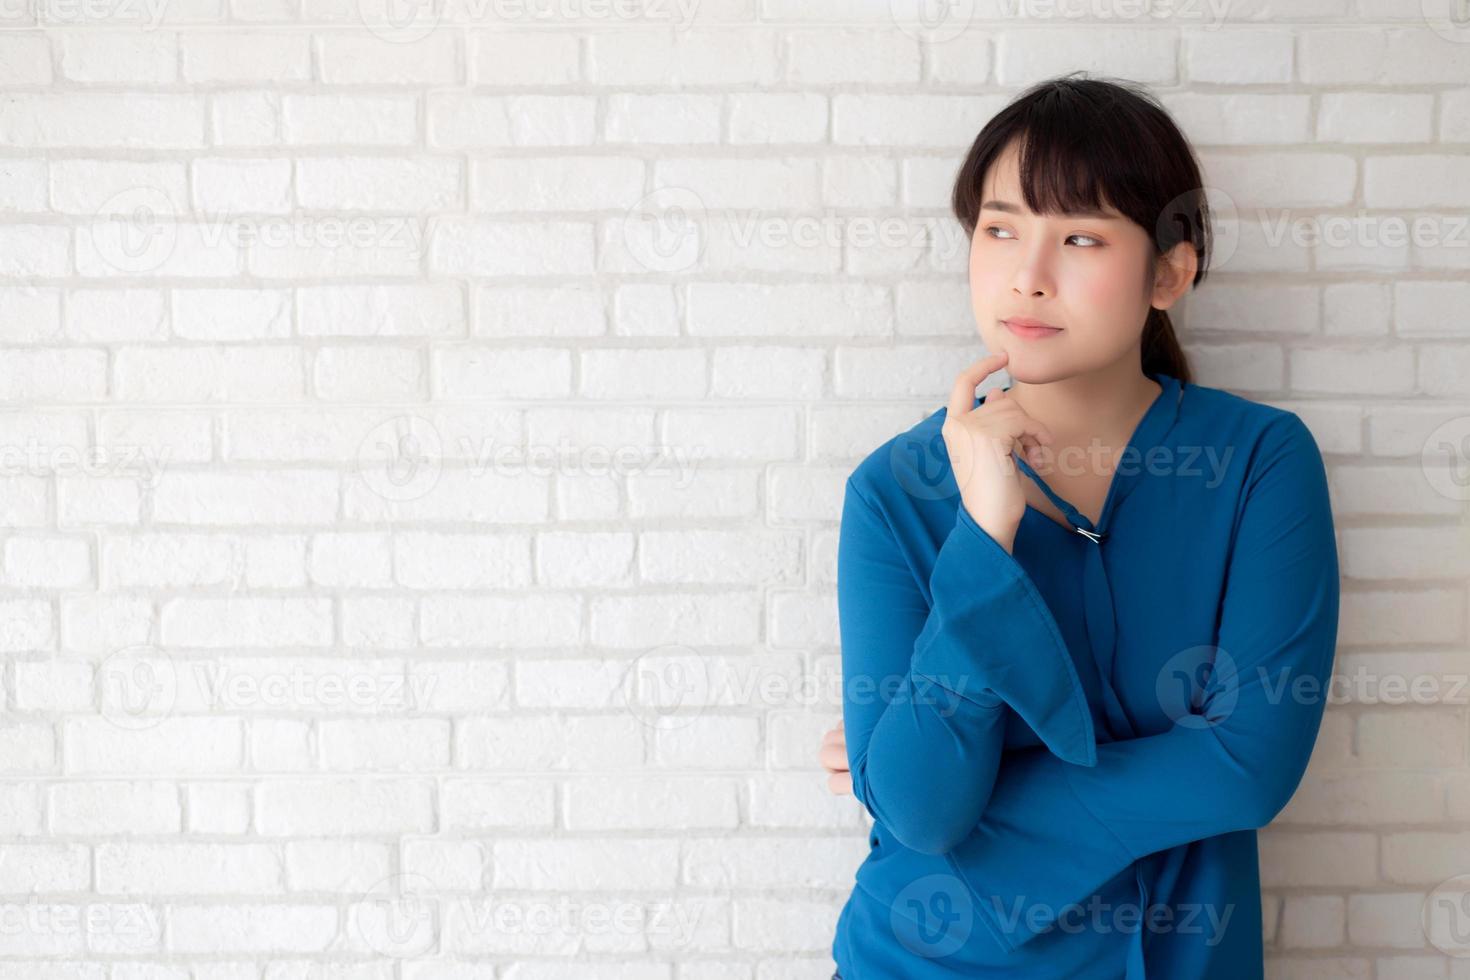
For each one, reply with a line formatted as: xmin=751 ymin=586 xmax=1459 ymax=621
xmin=832 ymin=371 xmax=1340 ymax=979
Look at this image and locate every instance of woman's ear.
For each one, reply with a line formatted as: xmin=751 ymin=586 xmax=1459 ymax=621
xmin=1150 ymin=240 xmax=1198 ymax=313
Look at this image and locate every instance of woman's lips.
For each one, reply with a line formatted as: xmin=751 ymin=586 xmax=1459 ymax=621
xmin=1003 ymin=318 xmax=1064 ymax=339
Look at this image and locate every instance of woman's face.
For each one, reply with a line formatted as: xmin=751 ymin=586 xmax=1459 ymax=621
xmin=969 ymin=140 xmax=1172 ymax=384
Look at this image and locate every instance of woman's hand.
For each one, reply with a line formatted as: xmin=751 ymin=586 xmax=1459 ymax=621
xmin=942 ymin=350 xmax=1054 ymax=552
xmin=819 ymin=720 xmax=852 ymax=796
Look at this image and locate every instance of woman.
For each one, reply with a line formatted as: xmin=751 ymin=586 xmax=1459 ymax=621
xmin=818 ymin=75 xmax=1339 ymax=979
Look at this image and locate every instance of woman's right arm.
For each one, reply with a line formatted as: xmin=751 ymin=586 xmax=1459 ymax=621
xmin=837 ymin=475 xmax=1096 ymax=856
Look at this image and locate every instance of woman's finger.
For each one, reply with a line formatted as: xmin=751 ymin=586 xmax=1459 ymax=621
xmin=989 ymin=399 xmax=1056 ymax=449
xmin=818 ymin=740 xmax=848 ymax=773
xmin=946 ymin=351 xmax=1009 ymax=423
xmin=973 ymin=389 xmax=1057 ymax=463
xmin=827 ymin=770 xmax=853 ymax=796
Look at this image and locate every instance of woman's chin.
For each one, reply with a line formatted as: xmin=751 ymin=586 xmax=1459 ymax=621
xmin=991 ymin=347 xmax=1065 ymax=383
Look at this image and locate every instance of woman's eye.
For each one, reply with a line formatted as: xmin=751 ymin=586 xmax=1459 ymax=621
xmin=982 ymin=226 xmax=1102 ymax=247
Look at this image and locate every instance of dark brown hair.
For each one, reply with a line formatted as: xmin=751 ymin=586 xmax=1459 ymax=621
xmin=951 ymin=72 xmax=1209 ymax=385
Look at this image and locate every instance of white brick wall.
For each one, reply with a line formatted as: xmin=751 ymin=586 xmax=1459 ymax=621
xmin=0 ymin=6 xmax=1465 ymax=977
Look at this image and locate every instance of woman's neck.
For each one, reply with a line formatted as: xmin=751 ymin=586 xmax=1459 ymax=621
xmin=1002 ymin=357 xmax=1162 ymax=451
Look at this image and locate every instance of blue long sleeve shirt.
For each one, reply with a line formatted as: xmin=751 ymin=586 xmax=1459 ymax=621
xmin=832 ymin=369 xmax=1340 ymax=979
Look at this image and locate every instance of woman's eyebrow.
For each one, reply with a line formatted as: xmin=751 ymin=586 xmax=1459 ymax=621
xmin=979 ymin=199 xmax=1120 ymax=220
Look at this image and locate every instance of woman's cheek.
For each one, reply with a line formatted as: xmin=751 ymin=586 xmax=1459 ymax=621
xmin=1076 ymin=268 xmax=1139 ymax=335
xmin=969 ymin=267 xmax=1005 ymax=337
xmin=1076 ymin=260 xmax=1132 ymax=310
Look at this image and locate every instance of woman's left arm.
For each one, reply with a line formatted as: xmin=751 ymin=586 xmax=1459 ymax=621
xmin=947 ymin=412 xmax=1341 ymax=952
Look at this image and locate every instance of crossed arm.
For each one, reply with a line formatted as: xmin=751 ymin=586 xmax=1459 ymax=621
xmin=833 ymin=413 xmax=1340 ymax=949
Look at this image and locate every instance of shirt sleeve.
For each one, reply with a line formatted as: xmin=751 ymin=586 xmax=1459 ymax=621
xmin=943 ymin=412 xmax=1341 ymax=952
xmin=837 ymin=474 xmax=1097 ymax=856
